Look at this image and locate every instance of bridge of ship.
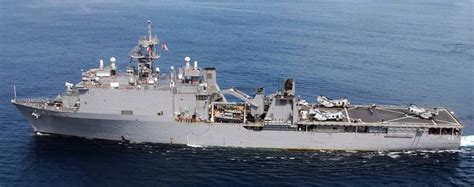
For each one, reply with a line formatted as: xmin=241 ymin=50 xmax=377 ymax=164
xmin=79 ymin=72 xmax=173 ymax=90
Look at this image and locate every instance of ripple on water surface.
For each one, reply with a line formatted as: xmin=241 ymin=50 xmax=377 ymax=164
xmin=0 ymin=135 xmax=471 ymax=186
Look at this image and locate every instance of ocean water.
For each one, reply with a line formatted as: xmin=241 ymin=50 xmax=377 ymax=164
xmin=0 ymin=0 xmax=473 ymax=186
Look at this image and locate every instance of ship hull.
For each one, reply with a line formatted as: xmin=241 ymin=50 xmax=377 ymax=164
xmin=14 ymin=103 xmax=461 ymax=151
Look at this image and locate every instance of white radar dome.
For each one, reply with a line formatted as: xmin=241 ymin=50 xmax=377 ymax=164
xmin=184 ymin=56 xmax=191 ymax=62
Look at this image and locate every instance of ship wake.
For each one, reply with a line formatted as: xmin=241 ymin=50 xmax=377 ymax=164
xmin=460 ymin=135 xmax=474 ymax=147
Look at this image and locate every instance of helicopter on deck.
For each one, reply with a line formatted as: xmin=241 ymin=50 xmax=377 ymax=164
xmin=408 ymin=104 xmax=439 ymax=120
xmin=317 ymin=95 xmax=350 ymax=108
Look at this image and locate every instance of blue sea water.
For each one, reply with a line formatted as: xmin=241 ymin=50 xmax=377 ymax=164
xmin=0 ymin=0 xmax=473 ymax=186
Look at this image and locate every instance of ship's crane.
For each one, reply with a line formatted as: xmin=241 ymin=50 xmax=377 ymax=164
xmin=317 ymin=95 xmax=350 ymax=108
xmin=219 ymin=87 xmax=258 ymax=107
xmin=408 ymin=104 xmax=439 ymax=120
xmin=218 ymin=87 xmax=265 ymax=116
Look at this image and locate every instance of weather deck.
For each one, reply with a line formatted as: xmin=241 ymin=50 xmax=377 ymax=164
xmin=299 ymin=105 xmax=463 ymax=128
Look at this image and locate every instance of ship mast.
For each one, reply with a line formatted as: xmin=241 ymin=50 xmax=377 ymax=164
xmin=130 ymin=20 xmax=160 ymax=80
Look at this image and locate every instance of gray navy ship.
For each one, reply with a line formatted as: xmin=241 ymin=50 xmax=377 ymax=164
xmin=12 ymin=21 xmax=464 ymax=151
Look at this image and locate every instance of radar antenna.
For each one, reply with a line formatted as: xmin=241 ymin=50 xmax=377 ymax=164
xmin=147 ymin=20 xmax=152 ymax=40
xmin=130 ymin=20 xmax=160 ymax=80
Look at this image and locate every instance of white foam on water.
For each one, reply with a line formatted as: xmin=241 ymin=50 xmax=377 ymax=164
xmin=389 ymin=154 xmax=400 ymax=159
xmin=35 ymin=132 xmax=49 ymax=136
xmin=461 ymin=135 xmax=474 ymax=147
xmin=186 ymin=144 xmax=205 ymax=148
xmin=387 ymin=152 xmax=401 ymax=159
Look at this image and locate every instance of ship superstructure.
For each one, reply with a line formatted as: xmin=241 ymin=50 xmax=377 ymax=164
xmin=12 ymin=21 xmax=464 ymax=151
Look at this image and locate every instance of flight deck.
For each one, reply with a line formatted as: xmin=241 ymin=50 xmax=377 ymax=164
xmin=298 ymin=105 xmax=463 ymax=129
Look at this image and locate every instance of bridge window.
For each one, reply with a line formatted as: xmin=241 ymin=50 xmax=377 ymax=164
xmin=441 ymin=128 xmax=453 ymax=135
xmin=428 ymin=128 xmax=440 ymax=135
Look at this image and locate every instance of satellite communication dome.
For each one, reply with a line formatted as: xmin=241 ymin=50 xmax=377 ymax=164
xmin=184 ymin=56 xmax=191 ymax=62
xmin=110 ymin=57 xmax=116 ymax=62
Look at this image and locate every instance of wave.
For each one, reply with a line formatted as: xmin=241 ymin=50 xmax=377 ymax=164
xmin=187 ymin=144 xmax=206 ymax=148
xmin=460 ymin=135 xmax=474 ymax=147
